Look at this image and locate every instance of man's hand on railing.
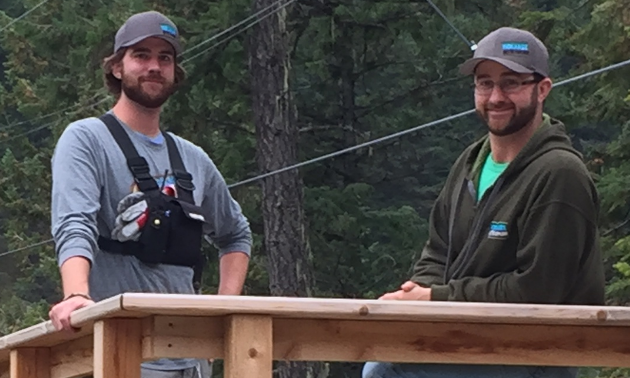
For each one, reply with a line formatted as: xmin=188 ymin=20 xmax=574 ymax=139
xmin=49 ymin=294 xmax=95 ymax=332
xmin=379 ymin=281 xmax=432 ymax=301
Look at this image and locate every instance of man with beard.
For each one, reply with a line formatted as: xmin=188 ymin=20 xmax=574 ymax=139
xmin=362 ymin=27 xmax=605 ymax=378
xmin=48 ymin=11 xmax=251 ymax=378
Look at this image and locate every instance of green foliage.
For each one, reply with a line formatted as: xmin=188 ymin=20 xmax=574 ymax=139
xmin=0 ymin=0 xmax=629 ymax=376
xmin=306 ymin=183 xmax=427 ymax=298
xmin=0 ymin=296 xmax=49 ymax=336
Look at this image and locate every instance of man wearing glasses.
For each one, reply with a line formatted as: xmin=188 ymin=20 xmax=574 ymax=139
xmin=362 ymin=27 xmax=605 ymax=378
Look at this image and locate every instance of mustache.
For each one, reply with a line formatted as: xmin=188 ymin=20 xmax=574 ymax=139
xmin=485 ymin=102 xmax=514 ymax=111
xmin=139 ymin=75 xmax=165 ymax=83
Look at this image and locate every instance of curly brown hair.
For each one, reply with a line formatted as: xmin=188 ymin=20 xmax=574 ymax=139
xmin=102 ymin=49 xmax=187 ymax=99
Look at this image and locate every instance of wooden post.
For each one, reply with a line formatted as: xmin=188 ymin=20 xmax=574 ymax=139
xmin=10 ymin=348 xmax=50 ymax=378
xmin=224 ymin=315 xmax=272 ymax=378
xmin=93 ymin=319 xmax=142 ymax=378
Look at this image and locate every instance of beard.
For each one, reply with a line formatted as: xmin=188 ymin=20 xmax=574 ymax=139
xmin=477 ymin=87 xmax=538 ymax=137
xmin=120 ymin=72 xmax=176 ymax=109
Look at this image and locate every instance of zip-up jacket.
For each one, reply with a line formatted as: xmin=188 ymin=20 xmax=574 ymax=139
xmin=411 ymin=115 xmax=605 ymax=305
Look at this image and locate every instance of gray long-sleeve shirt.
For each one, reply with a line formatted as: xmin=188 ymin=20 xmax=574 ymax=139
xmin=50 ymin=112 xmax=252 ymax=370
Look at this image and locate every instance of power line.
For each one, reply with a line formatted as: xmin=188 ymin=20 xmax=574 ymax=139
xmin=0 ymin=0 xmax=51 ymax=33
xmin=227 ymin=57 xmax=630 ymax=188
xmin=0 ymin=119 xmax=58 ymax=143
xmin=0 ymin=1 xmax=293 ymax=133
xmin=0 ymin=239 xmax=53 ymax=258
xmin=0 ymin=92 xmax=108 ymax=132
xmin=181 ymin=0 xmax=289 ymax=57
xmin=425 ymin=0 xmax=476 ymax=50
xmin=0 ymin=96 xmax=111 ymax=144
xmin=551 ymin=59 xmax=630 ymax=87
xmin=9 ymin=0 xmax=301 ymax=140
xmin=182 ymin=0 xmax=297 ymax=65
xmin=228 ymin=108 xmax=475 ymax=188
xmin=0 ymin=0 xmax=298 ymax=258
xmin=1 ymin=58 xmax=628 ymax=258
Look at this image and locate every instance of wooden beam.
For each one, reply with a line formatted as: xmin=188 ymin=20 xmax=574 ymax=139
xmin=8 ymin=294 xmax=630 ymax=377
xmin=119 ymin=293 xmax=630 ymax=326
xmin=50 ymin=335 xmax=92 ymax=378
xmin=10 ymin=348 xmax=50 ymax=378
xmin=273 ymin=318 xmax=630 ymax=367
xmin=0 ymin=296 xmax=128 ymax=352
xmin=142 ymin=316 xmax=224 ymax=360
xmin=93 ymin=319 xmax=142 ymax=378
xmin=137 ymin=315 xmax=630 ymax=367
xmin=224 ymin=315 xmax=272 ymax=378
xmin=0 ymin=362 xmax=8 ymax=378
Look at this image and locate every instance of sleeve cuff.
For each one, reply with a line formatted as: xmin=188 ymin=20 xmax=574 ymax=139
xmin=218 ymin=242 xmax=252 ymax=258
xmin=430 ymin=284 xmax=450 ymax=301
xmin=58 ymin=244 xmax=94 ymax=268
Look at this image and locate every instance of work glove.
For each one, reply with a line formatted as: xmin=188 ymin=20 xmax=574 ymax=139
xmin=111 ymin=192 xmax=148 ymax=242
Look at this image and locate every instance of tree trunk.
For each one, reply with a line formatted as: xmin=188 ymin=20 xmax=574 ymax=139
xmin=248 ymin=1 xmax=327 ymax=377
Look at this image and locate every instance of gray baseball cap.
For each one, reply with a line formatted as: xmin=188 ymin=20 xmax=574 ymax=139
xmin=114 ymin=11 xmax=182 ymax=56
xmin=459 ymin=27 xmax=549 ymax=77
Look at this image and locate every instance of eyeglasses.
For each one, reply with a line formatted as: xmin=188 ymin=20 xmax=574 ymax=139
xmin=474 ymin=76 xmax=540 ymax=95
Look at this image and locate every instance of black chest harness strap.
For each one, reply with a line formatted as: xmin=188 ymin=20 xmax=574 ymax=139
xmin=97 ymin=113 xmax=206 ymax=292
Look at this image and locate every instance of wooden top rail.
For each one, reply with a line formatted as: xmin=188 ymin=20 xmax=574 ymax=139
xmin=1 ymin=293 xmax=630 ymax=377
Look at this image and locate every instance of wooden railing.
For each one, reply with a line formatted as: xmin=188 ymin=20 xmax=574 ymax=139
xmin=1 ymin=293 xmax=630 ymax=377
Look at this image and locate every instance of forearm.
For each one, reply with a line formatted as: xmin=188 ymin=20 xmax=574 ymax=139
xmin=410 ymin=244 xmax=447 ymax=287
xmin=217 ymin=252 xmax=249 ymax=295
xmin=431 ymin=245 xmax=584 ymax=303
xmin=411 ymin=188 xmax=450 ymax=287
xmin=411 ymin=257 xmax=446 ymax=287
xmin=60 ymin=256 xmax=91 ymax=297
xmin=430 ymin=273 xmax=517 ymax=302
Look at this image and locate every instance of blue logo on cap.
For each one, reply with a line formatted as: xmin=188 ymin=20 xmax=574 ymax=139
xmin=502 ymin=42 xmax=529 ymax=55
xmin=161 ymin=23 xmax=177 ymax=37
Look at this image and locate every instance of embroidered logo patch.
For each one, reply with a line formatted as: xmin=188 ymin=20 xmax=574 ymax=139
xmin=161 ymin=24 xmax=177 ymax=37
xmin=488 ymin=221 xmax=508 ymax=239
xmin=502 ymin=42 xmax=529 ymax=55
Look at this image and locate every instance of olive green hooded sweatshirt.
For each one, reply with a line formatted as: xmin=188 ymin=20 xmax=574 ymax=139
xmin=411 ymin=115 xmax=605 ymax=305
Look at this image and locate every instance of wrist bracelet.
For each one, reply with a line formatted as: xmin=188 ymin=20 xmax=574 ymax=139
xmin=63 ymin=293 xmax=92 ymax=302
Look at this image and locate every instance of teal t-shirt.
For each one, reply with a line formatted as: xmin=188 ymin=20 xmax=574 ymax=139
xmin=477 ymin=153 xmax=508 ymax=202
